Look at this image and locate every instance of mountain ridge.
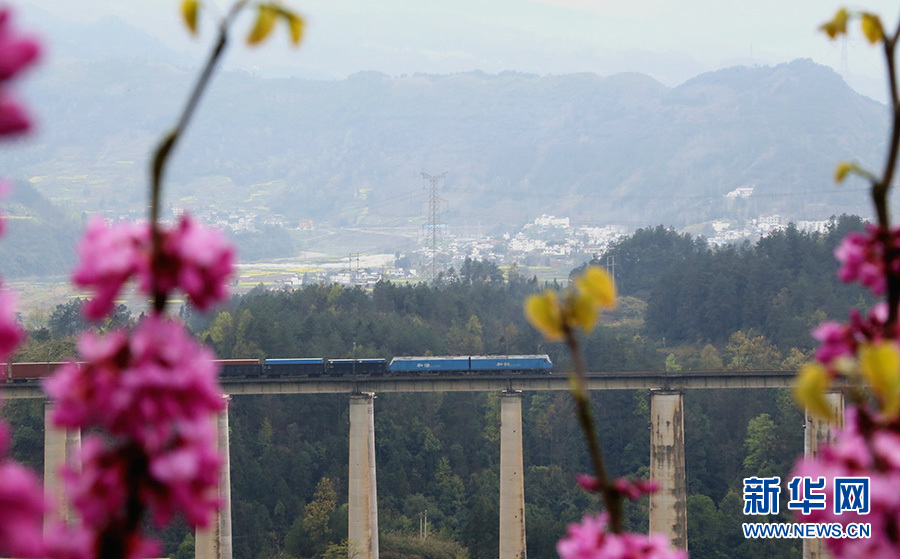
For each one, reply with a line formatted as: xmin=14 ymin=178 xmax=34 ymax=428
xmin=1 ymin=57 xmax=890 ymax=233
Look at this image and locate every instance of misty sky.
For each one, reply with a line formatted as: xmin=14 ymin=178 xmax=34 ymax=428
xmin=18 ymin=0 xmax=900 ymax=100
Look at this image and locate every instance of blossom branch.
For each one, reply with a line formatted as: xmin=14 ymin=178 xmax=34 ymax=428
xmin=792 ymin=11 xmax=900 ymax=558
xmin=150 ymin=0 xmax=248 ymax=313
xmin=876 ymin=23 xmax=900 ymax=327
xmin=525 ymin=267 xmax=628 ymax=532
xmin=563 ymin=326 xmax=625 ymax=534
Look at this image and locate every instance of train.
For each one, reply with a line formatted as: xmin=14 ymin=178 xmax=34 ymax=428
xmin=0 ymin=355 xmax=553 ymax=382
xmin=217 ymin=354 xmax=553 ymax=378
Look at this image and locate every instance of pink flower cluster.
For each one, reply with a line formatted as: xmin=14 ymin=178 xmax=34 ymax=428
xmin=74 ymin=214 xmax=234 ymax=320
xmin=575 ymin=473 xmax=659 ymax=501
xmin=791 ymin=408 xmax=900 ymax=559
xmin=44 ymin=316 xmax=225 ymax=541
xmin=0 ymin=285 xmax=21 ymax=358
xmin=557 ymin=514 xmax=687 ymax=559
xmin=835 ymin=224 xmax=900 ymax=295
xmin=0 ymin=421 xmax=46 ymax=558
xmin=0 ymin=11 xmax=41 ymax=558
xmin=812 ymin=303 xmax=890 ymax=366
xmin=0 ymin=7 xmax=39 ymax=137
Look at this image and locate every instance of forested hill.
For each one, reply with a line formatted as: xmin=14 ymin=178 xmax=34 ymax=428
xmin=591 ymin=215 xmax=872 ymax=350
xmin=6 ymin=58 xmax=887 ymax=228
xmin=0 ymin=180 xmax=80 ymax=278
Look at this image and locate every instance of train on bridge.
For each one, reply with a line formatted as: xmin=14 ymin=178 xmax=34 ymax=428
xmin=1 ymin=354 xmax=553 ymax=381
xmin=219 ymin=354 xmax=553 ymax=378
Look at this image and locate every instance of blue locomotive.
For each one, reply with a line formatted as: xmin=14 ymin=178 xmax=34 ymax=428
xmin=389 ymin=355 xmax=552 ymax=374
xmin=216 ymin=354 xmax=552 ymax=378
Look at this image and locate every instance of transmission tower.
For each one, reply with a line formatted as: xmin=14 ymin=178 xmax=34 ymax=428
xmin=421 ymin=171 xmax=447 ymax=279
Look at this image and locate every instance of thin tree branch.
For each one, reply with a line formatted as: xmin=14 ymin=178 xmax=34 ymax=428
xmin=565 ymin=327 xmax=624 ymax=534
xmin=149 ymin=0 xmax=248 ymax=313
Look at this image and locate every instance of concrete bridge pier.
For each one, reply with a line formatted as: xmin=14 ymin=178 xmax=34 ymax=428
xmin=649 ymin=390 xmax=687 ymax=550
xmin=349 ymin=393 xmax=379 ymax=559
xmin=197 ymin=396 xmax=234 ymax=559
xmin=804 ymin=391 xmax=844 ymax=457
xmin=43 ymin=401 xmax=81 ymax=532
xmin=499 ymin=390 xmax=526 ymax=559
xmin=803 ymin=391 xmax=844 ymax=559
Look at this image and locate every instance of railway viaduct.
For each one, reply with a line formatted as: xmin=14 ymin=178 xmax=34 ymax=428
xmin=4 ymin=369 xmax=843 ymax=559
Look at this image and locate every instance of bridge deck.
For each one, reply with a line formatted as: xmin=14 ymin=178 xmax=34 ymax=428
xmin=0 ymin=370 xmax=805 ymax=398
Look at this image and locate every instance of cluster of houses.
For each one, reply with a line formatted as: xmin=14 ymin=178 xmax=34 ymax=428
xmin=248 ymin=209 xmax=840 ymax=289
xmin=417 ymin=212 xmax=834 ymax=266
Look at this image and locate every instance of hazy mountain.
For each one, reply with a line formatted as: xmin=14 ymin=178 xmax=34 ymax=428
xmin=20 ymin=5 xmax=187 ymax=68
xmin=0 ymin=180 xmax=80 ymax=278
xmin=2 ymin=58 xmax=889 ymax=231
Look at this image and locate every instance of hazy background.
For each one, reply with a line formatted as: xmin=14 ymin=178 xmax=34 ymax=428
xmin=18 ymin=0 xmax=900 ymax=101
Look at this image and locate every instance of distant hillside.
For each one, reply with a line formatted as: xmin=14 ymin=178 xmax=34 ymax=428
xmin=2 ymin=58 xmax=889 ymax=230
xmin=0 ymin=181 xmax=79 ymax=278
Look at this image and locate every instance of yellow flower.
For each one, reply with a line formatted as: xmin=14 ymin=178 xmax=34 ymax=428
xmin=525 ymin=290 xmax=565 ymax=342
xmin=821 ymin=8 xmax=849 ymax=39
xmin=285 ymin=11 xmax=305 ymax=45
xmin=524 ymin=266 xmax=619 ymax=341
xmin=566 ymin=291 xmax=598 ymax=333
xmin=181 ymin=0 xmax=199 ymax=34
xmin=794 ymin=362 xmax=836 ymax=421
xmin=575 ymin=266 xmax=617 ymax=310
xmin=247 ymin=4 xmax=279 ymax=45
xmin=861 ymin=13 xmax=884 ymax=44
xmin=834 ymin=161 xmax=859 ymax=183
xmin=859 ymin=342 xmax=900 ymax=418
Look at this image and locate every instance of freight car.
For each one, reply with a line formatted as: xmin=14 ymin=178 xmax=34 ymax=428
xmin=9 ymin=361 xmax=69 ymax=382
xmin=326 ymin=358 xmax=388 ymax=376
xmin=216 ymin=359 xmax=264 ymax=379
xmin=265 ymin=358 xmax=325 ymax=377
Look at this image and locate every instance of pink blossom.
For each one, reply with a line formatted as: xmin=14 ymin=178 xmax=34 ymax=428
xmin=811 ymin=304 xmax=893 ymax=369
xmin=834 ymin=224 xmax=900 ymax=295
xmin=64 ymin=437 xmax=129 ymax=529
xmin=0 ymin=94 xmax=30 ymax=135
xmin=811 ymin=321 xmax=853 ymax=364
xmin=576 ymin=474 xmax=659 ymax=501
xmin=145 ymin=215 xmax=235 ymax=311
xmin=0 ymin=7 xmax=39 ymax=137
xmin=613 ymin=478 xmax=659 ymax=500
xmin=60 ymin=438 xmax=164 ymax=559
xmin=791 ymin=408 xmax=900 ymax=558
xmin=146 ymin=421 xmax=221 ymax=527
xmin=576 ymin=473 xmax=602 ymax=492
xmin=45 ymin=316 xmax=225 ymax=530
xmin=0 ymin=9 xmax=39 ymax=82
xmin=0 ymin=287 xmax=22 ymax=359
xmin=46 ymin=316 xmax=225 ymax=445
xmin=46 ymin=519 xmax=160 ymax=559
xmin=42 ymin=523 xmax=94 ymax=559
xmin=0 ymin=405 xmax=45 ymax=559
xmin=72 ymin=218 xmax=146 ymax=320
xmin=73 ymin=215 xmax=233 ymax=320
xmin=0 ymin=460 xmax=47 ymax=558
xmin=557 ymin=514 xmax=686 ymax=559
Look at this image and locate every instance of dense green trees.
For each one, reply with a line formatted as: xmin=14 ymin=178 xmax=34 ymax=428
xmin=611 ymin=217 xmax=871 ymax=350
